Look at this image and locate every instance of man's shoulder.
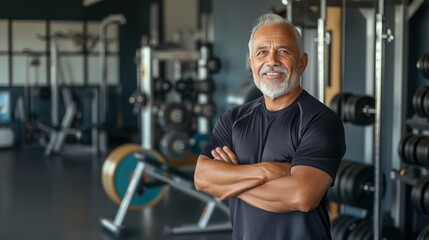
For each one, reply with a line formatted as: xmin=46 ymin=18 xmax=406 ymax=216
xmin=228 ymin=97 xmax=263 ymax=118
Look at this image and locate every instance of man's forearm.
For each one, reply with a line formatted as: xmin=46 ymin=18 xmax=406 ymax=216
xmin=237 ymin=165 xmax=333 ymax=213
xmin=194 ymin=155 xmax=268 ymax=200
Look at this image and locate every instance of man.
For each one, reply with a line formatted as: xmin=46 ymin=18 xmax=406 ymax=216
xmin=194 ymin=13 xmax=346 ymax=240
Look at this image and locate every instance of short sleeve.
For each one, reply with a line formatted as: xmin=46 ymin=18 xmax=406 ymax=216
xmin=292 ymin=114 xmax=346 ymax=181
xmin=200 ymin=109 xmax=234 ymax=158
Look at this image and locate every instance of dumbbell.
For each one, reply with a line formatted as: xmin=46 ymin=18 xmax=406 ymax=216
xmin=328 ymin=160 xmax=385 ymax=209
xmin=193 ymin=102 xmax=216 ymax=118
xmin=175 ymin=79 xmax=215 ymax=95
xmin=330 ymin=93 xmax=375 ymax=125
xmin=417 ymin=52 xmax=429 ymax=79
xmin=397 ymin=133 xmax=429 ymax=167
xmin=154 ymin=78 xmax=172 ymax=96
xmin=158 ymin=102 xmax=190 ymax=131
xmin=206 ymin=57 xmax=221 ymax=73
xmin=129 ymin=90 xmax=147 ymax=114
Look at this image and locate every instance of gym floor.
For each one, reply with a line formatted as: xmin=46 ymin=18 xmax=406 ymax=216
xmin=0 ymin=146 xmax=232 ymax=240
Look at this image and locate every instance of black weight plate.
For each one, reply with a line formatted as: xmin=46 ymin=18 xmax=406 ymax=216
xmin=412 ymin=176 xmax=429 ymax=214
xmin=422 ymin=138 xmax=429 ymax=168
xmin=331 ymin=215 xmax=349 ymax=240
xmin=159 ymin=131 xmax=190 ymax=161
xmin=195 ymin=80 xmax=215 ymax=94
xmin=413 ymin=86 xmax=429 ymax=116
xmin=334 ymin=215 xmax=362 ymax=240
xmin=347 ymin=164 xmax=370 ymax=208
xmin=417 ymin=224 xmax=429 ymax=240
xmin=404 ymin=135 xmax=420 ymax=165
xmin=344 ymin=95 xmax=359 ymax=123
xmin=154 ymin=78 xmax=172 ymax=95
xmin=331 ymin=215 xmax=347 ymax=240
xmin=206 ymin=57 xmax=221 ymax=73
xmin=339 ymin=162 xmax=361 ymax=205
xmin=158 ymin=103 xmax=190 ymax=131
xmin=193 ymin=103 xmax=216 ymax=118
xmin=417 ymin=53 xmax=429 ymax=79
xmin=330 ymin=93 xmax=352 ymax=121
xmin=412 ymin=135 xmax=424 ymax=166
xmin=347 ymin=220 xmax=372 ymax=240
xmin=423 ymin=180 xmax=429 ymax=215
xmin=416 ymin=136 xmax=429 ymax=167
xmin=352 ymin=95 xmax=375 ymax=125
xmin=328 ymin=160 xmax=353 ymax=203
xmin=398 ymin=134 xmax=413 ymax=163
xmin=422 ymin=89 xmax=429 ymax=117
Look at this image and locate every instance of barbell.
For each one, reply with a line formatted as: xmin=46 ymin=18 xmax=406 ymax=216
xmin=330 ymin=93 xmax=375 ymax=125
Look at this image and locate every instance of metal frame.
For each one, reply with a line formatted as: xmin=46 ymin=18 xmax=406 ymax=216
xmin=99 ymin=14 xmax=126 ymax=155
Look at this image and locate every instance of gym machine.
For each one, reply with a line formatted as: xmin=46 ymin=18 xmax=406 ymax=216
xmin=0 ymin=90 xmax=14 ymax=148
xmin=36 ymin=31 xmax=99 ymax=156
xmin=99 ymin=143 xmax=230 ymax=237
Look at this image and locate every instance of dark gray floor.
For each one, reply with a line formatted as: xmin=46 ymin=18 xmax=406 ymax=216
xmin=0 ymin=146 xmax=232 ymax=240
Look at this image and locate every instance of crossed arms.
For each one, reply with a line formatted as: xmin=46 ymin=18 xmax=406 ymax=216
xmin=194 ymin=146 xmax=333 ymax=213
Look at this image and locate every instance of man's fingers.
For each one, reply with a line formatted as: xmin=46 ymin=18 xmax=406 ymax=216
xmin=215 ymin=147 xmax=231 ymax=162
xmin=211 ymin=150 xmax=222 ymax=161
xmin=222 ymin=146 xmax=239 ymax=165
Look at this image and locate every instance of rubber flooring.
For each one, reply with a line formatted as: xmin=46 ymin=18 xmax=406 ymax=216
xmin=0 ymin=146 xmax=231 ymax=240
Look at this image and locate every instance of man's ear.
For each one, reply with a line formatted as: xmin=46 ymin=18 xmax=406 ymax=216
xmin=248 ymin=57 xmax=253 ymax=72
xmin=299 ymin=53 xmax=308 ymax=74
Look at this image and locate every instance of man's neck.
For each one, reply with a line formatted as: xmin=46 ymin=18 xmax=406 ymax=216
xmin=263 ymin=87 xmax=303 ymax=112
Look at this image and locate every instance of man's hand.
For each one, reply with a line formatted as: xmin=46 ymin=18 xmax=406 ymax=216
xmin=211 ymin=146 xmax=239 ymax=165
xmin=211 ymin=146 xmax=291 ymax=181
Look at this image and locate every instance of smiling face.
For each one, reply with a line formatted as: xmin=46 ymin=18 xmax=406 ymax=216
xmin=248 ymin=24 xmax=307 ymax=101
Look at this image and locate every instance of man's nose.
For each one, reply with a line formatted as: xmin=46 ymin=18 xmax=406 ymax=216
xmin=267 ymin=52 xmax=279 ymax=66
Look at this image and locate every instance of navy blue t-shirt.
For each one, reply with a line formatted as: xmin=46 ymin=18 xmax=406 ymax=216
xmin=201 ymin=90 xmax=346 ymax=240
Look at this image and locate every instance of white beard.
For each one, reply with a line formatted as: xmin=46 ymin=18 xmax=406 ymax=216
xmin=255 ymin=73 xmax=300 ymax=100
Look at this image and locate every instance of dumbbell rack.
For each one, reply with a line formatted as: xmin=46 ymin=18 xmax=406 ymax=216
xmin=138 ymin=45 xmax=212 ymax=150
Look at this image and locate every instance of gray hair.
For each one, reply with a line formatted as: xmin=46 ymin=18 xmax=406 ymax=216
xmin=248 ymin=13 xmax=303 ymax=57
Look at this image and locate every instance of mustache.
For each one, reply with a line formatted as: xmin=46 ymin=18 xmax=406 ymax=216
xmin=259 ymin=66 xmax=288 ymax=76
